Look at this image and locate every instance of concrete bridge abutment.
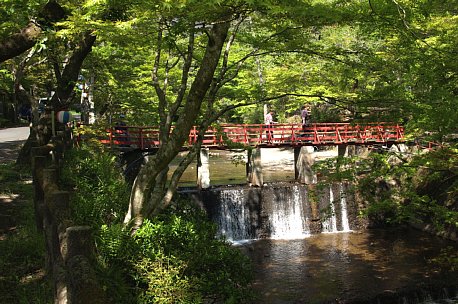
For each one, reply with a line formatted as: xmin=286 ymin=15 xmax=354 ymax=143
xmin=197 ymin=148 xmax=211 ymax=189
xmin=247 ymin=148 xmax=263 ymax=187
xmin=294 ymin=146 xmax=317 ymax=184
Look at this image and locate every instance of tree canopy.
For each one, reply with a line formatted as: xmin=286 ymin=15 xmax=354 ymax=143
xmin=1 ymin=0 xmax=457 ymax=227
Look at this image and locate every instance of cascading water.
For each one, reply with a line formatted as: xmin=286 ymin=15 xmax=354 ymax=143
xmin=193 ymin=182 xmax=354 ymax=242
xmin=215 ymin=189 xmax=253 ymax=242
xmin=322 ymin=185 xmax=338 ymax=233
xmin=339 ymin=183 xmax=351 ymax=232
xmin=268 ymin=185 xmax=310 ymax=239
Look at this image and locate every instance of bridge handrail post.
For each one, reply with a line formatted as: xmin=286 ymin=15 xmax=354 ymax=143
xmin=244 ymin=125 xmax=248 ymax=145
xmin=335 ymin=125 xmax=339 ymax=143
xmin=139 ymin=127 xmax=144 ymax=150
xmin=258 ymin=124 xmax=263 ymax=145
xmin=397 ymin=124 xmax=403 ymax=141
xmin=218 ymin=127 xmax=224 ymax=146
xmin=212 ymin=126 xmax=217 ymax=145
xmin=108 ymin=127 xmax=113 ymax=149
xmin=290 ymin=124 xmax=295 ymax=144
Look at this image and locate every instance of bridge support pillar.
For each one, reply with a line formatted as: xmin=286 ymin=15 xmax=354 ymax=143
xmin=247 ymin=148 xmax=263 ymax=187
xmin=354 ymin=145 xmax=370 ymax=157
xmin=294 ymin=146 xmax=317 ymax=184
xmin=197 ymin=148 xmax=210 ymax=189
xmin=387 ymin=143 xmax=408 ymax=166
xmin=338 ymin=144 xmax=349 ymax=157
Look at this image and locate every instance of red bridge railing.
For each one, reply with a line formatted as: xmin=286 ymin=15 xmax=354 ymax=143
xmin=101 ymin=122 xmax=405 ymax=149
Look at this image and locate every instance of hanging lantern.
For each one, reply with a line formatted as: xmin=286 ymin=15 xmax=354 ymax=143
xmin=56 ymin=111 xmax=72 ymax=123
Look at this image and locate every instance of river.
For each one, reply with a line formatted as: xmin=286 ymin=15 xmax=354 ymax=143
xmin=239 ymin=228 xmax=458 ymax=303
xmin=172 ymin=148 xmax=458 ymax=303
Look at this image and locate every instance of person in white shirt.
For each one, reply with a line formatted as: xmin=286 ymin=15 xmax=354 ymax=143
xmin=264 ymin=111 xmax=274 ymax=143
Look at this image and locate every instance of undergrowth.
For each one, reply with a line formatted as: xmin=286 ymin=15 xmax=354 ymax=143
xmin=61 ymin=140 xmax=255 ymax=303
xmin=0 ymin=163 xmax=51 ymax=304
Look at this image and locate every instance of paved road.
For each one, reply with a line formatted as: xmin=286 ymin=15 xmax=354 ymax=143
xmin=0 ymin=127 xmax=30 ymax=164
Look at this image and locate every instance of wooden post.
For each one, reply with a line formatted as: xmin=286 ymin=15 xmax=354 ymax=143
xmin=46 ymin=191 xmax=71 ymax=304
xmin=50 ymin=136 xmax=63 ymax=167
xmin=42 ymin=168 xmax=60 ymax=272
xmin=63 ymin=226 xmax=106 ymax=304
xmin=32 ymin=154 xmax=47 ymax=232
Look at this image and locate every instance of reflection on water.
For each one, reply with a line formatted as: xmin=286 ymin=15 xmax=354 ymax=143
xmin=240 ymin=228 xmax=458 ymax=304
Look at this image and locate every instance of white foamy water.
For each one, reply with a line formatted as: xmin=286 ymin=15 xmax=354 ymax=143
xmin=269 ymin=186 xmax=310 ymax=240
xmin=322 ymin=185 xmax=338 ymax=233
xmin=340 ymin=183 xmax=351 ymax=232
xmin=217 ymin=189 xmax=251 ymax=242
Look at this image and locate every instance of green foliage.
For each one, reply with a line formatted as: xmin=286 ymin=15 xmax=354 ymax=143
xmin=430 ymin=246 xmax=458 ymax=272
xmin=0 ymin=163 xmax=52 ymax=303
xmin=96 ymin=201 xmax=254 ymax=303
xmin=135 ymin=254 xmax=199 ymax=304
xmin=60 ymin=140 xmax=130 ymax=228
xmin=132 ymin=202 xmax=254 ymax=303
xmin=407 ymin=146 xmax=458 ymax=230
xmin=59 ymin=139 xmax=253 ymax=303
xmin=314 ymin=144 xmax=458 ymax=234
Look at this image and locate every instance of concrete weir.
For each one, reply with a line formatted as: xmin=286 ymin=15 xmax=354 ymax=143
xmin=182 ymin=182 xmax=361 ymax=242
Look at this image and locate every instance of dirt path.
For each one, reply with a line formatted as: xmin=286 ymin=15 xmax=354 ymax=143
xmin=0 ymin=127 xmax=31 ymax=236
xmin=0 ymin=126 xmax=30 ymax=164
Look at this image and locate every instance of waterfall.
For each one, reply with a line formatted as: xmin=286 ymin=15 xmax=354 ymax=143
xmin=339 ymin=183 xmax=351 ymax=232
xmin=269 ymin=185 xmax=310 ymax=239
xmin=322 ymin=185 xmax=338 ymax=233
xmin=188 ymin=182 xmax=355 ymax=242
xmin=216 ymin=189 xmax=252 ymax=242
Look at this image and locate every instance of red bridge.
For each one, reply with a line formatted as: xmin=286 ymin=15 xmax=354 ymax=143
xmin=102 ymin=122 xmax=405 ymax=150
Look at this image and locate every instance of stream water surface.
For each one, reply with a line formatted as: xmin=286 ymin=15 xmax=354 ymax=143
xmin=171 ymin=148 xmax=457 ymax=303
xmin=240 ymin=228 xmax=458 ymax=304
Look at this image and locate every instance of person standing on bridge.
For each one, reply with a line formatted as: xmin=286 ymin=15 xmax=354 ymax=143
xmin=115 ymin=114 xmax=129 ymax=147
xmin=301 ymin=106 xmax=309 ymax=131
xmin=264 ymin=110 xmax=275 ymax=143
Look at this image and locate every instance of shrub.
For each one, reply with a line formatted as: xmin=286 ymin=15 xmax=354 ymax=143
xmin=133 ymin=202 xmax=254 ymax=303
xmin=60 ymin=141 xmax=130 ymax=228
xmin=97 ymin=201 xmax=255 ymax=304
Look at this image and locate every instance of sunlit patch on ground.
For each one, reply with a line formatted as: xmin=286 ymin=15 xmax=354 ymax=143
xmin=0 ymin=193 xmax=20 ymax=203
xmin=19 ymin=269 xmax=46 ymax=284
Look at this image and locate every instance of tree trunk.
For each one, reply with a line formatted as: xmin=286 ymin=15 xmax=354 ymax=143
xmin=124 ymin=20 xmax=231 ymax=230
xmin=0 ymin=1 xmax=65 ymax=63
xmin=16 ymin=32 xmax=96 ymax=166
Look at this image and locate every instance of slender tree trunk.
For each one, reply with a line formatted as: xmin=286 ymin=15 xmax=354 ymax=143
xmin=124 ymin=21 xmax=231 ymax=230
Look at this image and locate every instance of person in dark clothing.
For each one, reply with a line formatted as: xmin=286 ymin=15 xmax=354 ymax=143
xmin=114 ymin=115 xmax=129 ymax=147
xmin=301 ymin=106 xmax=308 ymax=131
xmin=18 ymin=105 xmax=32 ymax=122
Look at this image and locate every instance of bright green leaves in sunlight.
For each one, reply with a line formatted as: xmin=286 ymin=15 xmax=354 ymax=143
xmin=0 ymin=0 xmax=44 ymax=36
